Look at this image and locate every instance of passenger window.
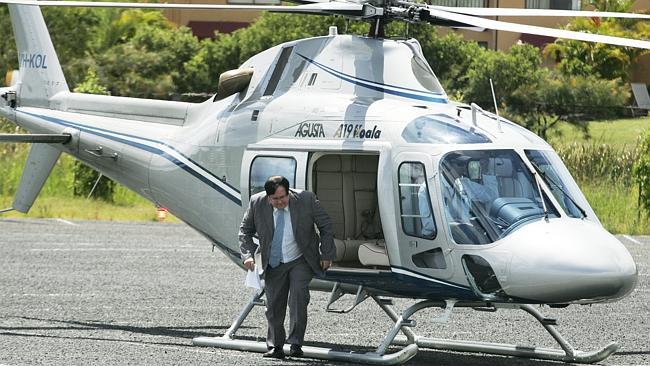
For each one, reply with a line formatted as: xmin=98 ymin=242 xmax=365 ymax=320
xmin=250 ymin=156 xmax=297 ymax=196
xmin=398 ymin=162 xmax=436 ymax=239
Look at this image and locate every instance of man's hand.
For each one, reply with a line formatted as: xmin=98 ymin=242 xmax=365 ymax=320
xmin=244 ymin=258 xmax=255 ymax=271
xmin=320 ymin=260 xmax=332 ymax=271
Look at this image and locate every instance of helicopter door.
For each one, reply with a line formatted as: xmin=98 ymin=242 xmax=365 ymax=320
xmin=240 ymin=149 xmax=309 ymax=207
xmin=394 ymin=153 xmax=454 ymax=279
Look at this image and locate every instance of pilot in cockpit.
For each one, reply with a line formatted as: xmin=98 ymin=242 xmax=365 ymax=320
xmin=442 ymin=156 xmax=499 ymax=224
xmin=460 ymin=158 xmax=498 ymax=207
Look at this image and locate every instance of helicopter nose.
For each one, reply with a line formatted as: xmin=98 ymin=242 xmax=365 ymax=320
xmin=491 ymin=219 xmax=637 ymax=304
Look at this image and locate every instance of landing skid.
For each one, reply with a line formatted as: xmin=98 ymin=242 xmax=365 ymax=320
xmin=383 ymin=302 xmax=619 ymax=364
xmin=193 ymin=290 xmax=419 ymax=365
xmin=192 ymin=290 xmax=618 ymax=364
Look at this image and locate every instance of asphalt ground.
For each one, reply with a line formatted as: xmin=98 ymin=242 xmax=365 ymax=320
xmin=0 ymin=219 xmax=647 ymax=366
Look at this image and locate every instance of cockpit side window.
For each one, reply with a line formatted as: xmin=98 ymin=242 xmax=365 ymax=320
xmin=398 ymin=162 xmax=436 ymax=239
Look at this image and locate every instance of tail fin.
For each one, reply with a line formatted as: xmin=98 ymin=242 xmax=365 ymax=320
xmin=13 ymin=143 xmax=61 ymax=213
xmin=8 ymin=4 xmax=69 ymax=107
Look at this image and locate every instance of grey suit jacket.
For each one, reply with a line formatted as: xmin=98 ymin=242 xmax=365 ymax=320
xmin=239 ymin=189 xmax=336 ymax=275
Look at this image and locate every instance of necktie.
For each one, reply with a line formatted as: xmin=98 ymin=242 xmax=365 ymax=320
xmin=268 ymin=209 xmax=285 ymax=268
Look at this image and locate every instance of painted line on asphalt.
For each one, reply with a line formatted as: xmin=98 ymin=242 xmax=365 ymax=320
xmin=54 ymin=218 xmax=77 ymax=226
xmin=29 ymin=248 xmax=205 ymax=252
xmin=622 ymin=235 xmax=642 ymax=245
xmin=0 ymin=331 xmax=242 ymax=357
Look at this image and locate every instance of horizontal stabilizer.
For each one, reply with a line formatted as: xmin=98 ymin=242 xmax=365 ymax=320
xmin=13 ymin=143 xmax=61 ymax=213
xmin=0 ymin=133 xmax=71 ymax=143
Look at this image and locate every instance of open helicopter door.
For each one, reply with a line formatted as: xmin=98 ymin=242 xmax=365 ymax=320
xmin=392 ymin=152 xmax=455 ymax=281
xmin=308 ymin=153 xmax=385 ymax=268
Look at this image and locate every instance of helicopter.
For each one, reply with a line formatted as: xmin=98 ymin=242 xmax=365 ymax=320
xmin=0 ymin=0 xmax=647 ymax=364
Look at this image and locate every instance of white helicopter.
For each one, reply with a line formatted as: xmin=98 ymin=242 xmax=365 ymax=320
xmin=0 ymin=0 xmax=647 ymax=364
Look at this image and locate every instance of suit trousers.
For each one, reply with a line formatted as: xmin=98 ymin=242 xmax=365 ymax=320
xmin=264 ymin=256 xmax=313 ymax=349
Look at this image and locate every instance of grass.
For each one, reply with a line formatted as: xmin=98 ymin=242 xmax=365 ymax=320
xmin=580 ymin=180 xmax=649 ymax=235
xmin=0 ymin=195 xmax=177 ymax=222
xmin=547 ymin=117 xmax=650 ymax=148
xmin=549 ymin=115 xmax=650 ymax=235
xmin=0 ymin=148 xmax=178 ymax=222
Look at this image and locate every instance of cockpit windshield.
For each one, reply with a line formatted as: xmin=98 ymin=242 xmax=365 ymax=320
xmin=440 ymin=150 xmax=559 ymax=244
xmin=525 ymin=150 xmax=598 ymax=222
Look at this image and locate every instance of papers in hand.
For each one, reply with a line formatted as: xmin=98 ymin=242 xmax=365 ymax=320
xmin=245 ymin=266 xmax=263 ymax=290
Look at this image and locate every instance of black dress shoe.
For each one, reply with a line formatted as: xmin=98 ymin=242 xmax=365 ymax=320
xmin=289 ymin=345 xmax=303 ymax=357
xmin=262 ymin=348 xmax=285 ymax=359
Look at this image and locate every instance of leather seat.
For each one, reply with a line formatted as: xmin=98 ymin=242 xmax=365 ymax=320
xmin=358 ymin=241 xmax=389 ymax=267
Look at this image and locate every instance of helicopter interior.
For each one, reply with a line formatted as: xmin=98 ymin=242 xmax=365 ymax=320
xmin=310 ymin=153 xmax=388 ymax=268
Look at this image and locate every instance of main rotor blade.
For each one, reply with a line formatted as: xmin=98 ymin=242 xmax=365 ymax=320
xmin=0 ymin=0 xmax=364 ymax=16
xmin=424 ymin=6 xmax=650 ymax=49
xmin=428 ymin=6 xmax=650 ymax=20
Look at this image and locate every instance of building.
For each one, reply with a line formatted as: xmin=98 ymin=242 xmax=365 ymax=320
xmin=163 ymin=0 xmax=277 ymax=39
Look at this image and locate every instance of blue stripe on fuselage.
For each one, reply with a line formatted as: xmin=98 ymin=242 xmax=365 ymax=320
xmin=297 ymin=54 xmax=449 ymax=104
xmin=17 ymin=110 xmax=242 ymax=206
xmin=322 ymin=268 xmax=478 ymax=300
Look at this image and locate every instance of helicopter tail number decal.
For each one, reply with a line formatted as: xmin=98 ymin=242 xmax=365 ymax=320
xmin=7 ymin=4 xmax=69 ymax=107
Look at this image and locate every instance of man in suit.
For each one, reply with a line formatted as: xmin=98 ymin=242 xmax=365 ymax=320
xmin=239 ymin=175 xmax=336 ymax=359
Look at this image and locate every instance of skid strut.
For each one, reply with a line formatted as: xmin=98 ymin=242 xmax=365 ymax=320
xmin=381 ymin=300 xmax=618 ymax=364
xmin=192 ymin=289 xmax=418 ymax=365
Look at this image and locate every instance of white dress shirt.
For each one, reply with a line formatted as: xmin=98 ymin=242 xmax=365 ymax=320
xmin=273 ymin=206 xmax=302 ymax=263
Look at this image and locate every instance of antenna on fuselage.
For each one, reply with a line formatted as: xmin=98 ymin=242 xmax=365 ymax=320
xmin=489 ymin=78 xmax=503 ymax=133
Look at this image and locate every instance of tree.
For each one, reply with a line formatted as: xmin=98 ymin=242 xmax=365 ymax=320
xmin=506 ymin=72 xmax=630 ymax=139
xmin=463 ymin=43 xmax=544 ymax=107
xmin=0 ymin=6 xmax=17 ymax=83
xmin=544 ymin=0 xmax=650 ymax=81
xmin=86 ymin=10 xmax=200 ymax=99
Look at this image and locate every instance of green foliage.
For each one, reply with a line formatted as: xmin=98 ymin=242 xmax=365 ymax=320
xmin=544 ymin=1 xmax=650 ymax=81
xmin=555 ymin=141 xmax=640 ymax=183
xmin=633 ymin=129 xmax=650 ymax=213
xmin=82 ymin=10 xmax=200 ymax=98
xmin=507 ymin=72 xmax=630 ymax=139
xmin=71 ymin=162 xmax=115 ymax=201
xmin=0 ymin=6 xmax=17 ymax=82
xmin=552 ymin=128 xmax=649 ymax=234
xmin=463 ymin=43 xmax=543 ymax=107
xmin=73 ymin=68 xmax=110 ymax=95
xmin=579 ymin=180 xmax=648 ymax=234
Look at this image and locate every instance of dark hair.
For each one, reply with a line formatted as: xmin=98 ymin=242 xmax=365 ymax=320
xmin=264 ymin=176 xmax=290 ymax=196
